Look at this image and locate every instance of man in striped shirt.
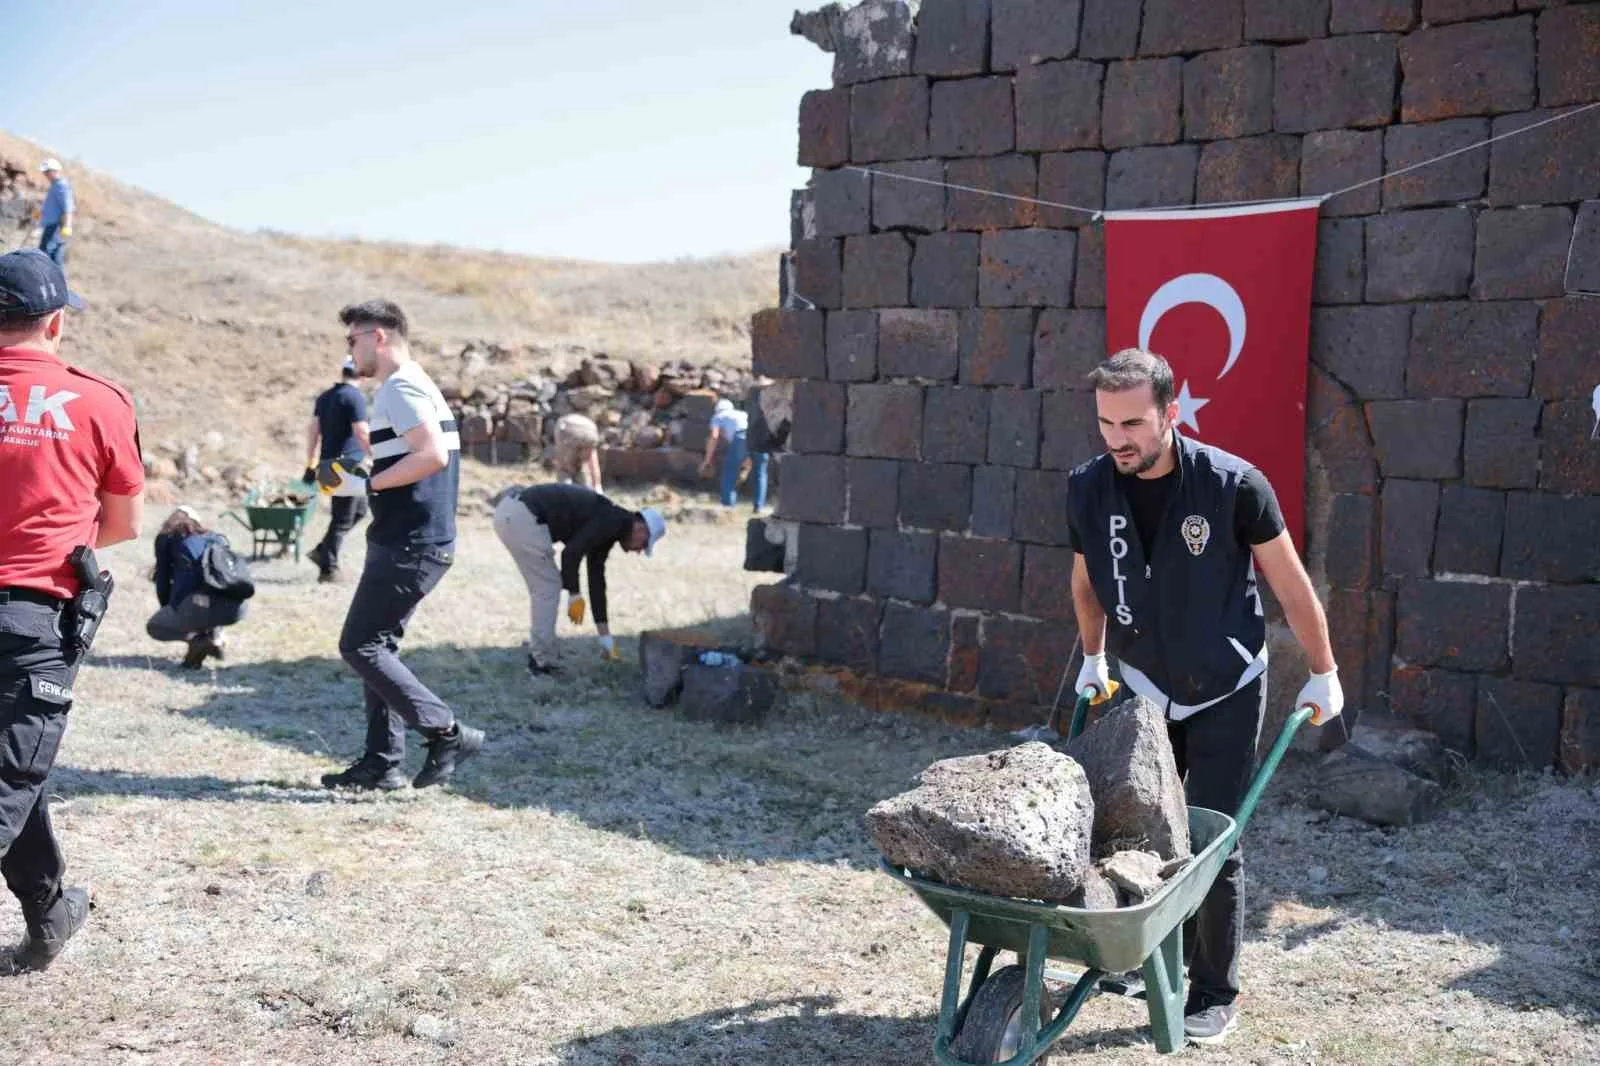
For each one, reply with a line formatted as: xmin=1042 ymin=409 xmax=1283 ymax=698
xmin=319 ymin=300 xmax=485 ymax=792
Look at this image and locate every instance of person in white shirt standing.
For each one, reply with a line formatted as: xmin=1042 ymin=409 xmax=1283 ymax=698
xmin=698 ymin=398 xmax=768 ymax=510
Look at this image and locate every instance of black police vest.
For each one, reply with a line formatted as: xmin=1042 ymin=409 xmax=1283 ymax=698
xmin=1067 ymin=431 xmax=1267 ymax=714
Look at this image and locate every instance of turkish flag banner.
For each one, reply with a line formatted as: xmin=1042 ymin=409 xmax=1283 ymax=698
xmin=1103 ymin=199 xmax=1322 ymax=547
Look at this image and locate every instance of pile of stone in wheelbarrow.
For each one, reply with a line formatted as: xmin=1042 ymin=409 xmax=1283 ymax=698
xmin=865 ymin=696 xmax=1192 ymax=908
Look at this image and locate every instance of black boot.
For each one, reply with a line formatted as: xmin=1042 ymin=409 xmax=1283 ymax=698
xmin=320 ymin=753 xmax=407 ymax=791
xmin=12 ymin=886 xmax=92 ymax=973
xmin=413 ymin=723 xmax=485 ymax=789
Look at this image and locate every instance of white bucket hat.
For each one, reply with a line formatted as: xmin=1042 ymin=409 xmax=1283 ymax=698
xmin=39 ymin=158 xmax=62 ymax=173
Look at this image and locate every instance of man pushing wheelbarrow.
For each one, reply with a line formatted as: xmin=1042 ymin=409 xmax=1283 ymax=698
xmin=880 ymin=350 xmax=1344 ymax=1059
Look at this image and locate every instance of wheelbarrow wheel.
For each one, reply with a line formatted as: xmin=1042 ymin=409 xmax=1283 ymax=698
xmin=950 ymin=965 xmax=1052 ymax=1065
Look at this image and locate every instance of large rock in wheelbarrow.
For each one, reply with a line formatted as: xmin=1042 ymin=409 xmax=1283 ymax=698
xmin=1058 ymin=694 xmax=1189 ymax=861
xmin=866 ymin=742 xmax=1094 ymax=902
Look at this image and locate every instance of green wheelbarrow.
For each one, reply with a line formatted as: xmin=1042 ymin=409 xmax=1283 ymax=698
xmin=882 ymin=695 xmax=1314 ymax=1064
xmin=222 ymin=483 xmax=318 ymax=562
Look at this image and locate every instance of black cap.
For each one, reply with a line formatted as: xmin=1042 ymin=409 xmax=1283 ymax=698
xmin=0 ymin=249 xmax=82 ymax=317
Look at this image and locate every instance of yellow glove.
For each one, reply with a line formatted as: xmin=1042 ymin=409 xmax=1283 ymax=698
xmin=60 ymin=223 xmax=72 ymax=238
xmin=566 ymin=594 xmax=586 ymax=626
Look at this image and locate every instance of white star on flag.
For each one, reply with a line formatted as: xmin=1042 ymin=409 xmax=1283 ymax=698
xmin=1175 ymin=380 xmax=1210 ymax=433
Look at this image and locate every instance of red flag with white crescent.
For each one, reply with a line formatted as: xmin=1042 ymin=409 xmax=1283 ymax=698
xmin=1103 ymin=199 xmax=1321 ymax=548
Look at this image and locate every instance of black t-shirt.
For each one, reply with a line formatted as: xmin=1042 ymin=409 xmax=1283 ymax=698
xmin=313 ymin=382 xmax=367 ymax=461
xmin=1069 ymin=466 xmax=1285 ymax=557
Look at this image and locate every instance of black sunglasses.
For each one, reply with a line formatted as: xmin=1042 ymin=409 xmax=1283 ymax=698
xmin=345 ymin=328 xmax=377 ymax=349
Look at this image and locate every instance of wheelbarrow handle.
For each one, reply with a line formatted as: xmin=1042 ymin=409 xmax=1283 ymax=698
xmin=221 ymin=510 xmax=253 ymax=531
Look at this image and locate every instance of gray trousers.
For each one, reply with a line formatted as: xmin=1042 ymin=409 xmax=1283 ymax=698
xmin=491 ymin=495 xmax=563 ymax=665
xmin=146 ymin=593 xmax=246 ymax=642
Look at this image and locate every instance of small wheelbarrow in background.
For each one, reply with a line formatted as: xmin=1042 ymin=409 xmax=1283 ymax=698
xmin=882 ymin=693 xmax=1314 ymax=1064
xmin=221 ymin=482 xmax=318 ymax=562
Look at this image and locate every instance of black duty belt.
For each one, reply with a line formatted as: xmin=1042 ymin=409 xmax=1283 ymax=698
xmin=0 ymin=587 xmax=67 ymax=608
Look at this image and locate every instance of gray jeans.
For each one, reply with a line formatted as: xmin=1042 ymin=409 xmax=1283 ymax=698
xmin=146 ymin=593 xmax=246 ymax=642
xmin=491 ymin=495 xmax=562 ymax=664
xmin=338 ymin=541 xmax=456 ymax=764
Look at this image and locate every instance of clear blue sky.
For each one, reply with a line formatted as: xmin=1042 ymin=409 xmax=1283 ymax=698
xmin=3 ymin=1 xmax=830 ymax=262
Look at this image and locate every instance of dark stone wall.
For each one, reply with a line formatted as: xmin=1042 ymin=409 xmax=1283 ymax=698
xmin=760 ymin=0 xmax=1600 ymax=771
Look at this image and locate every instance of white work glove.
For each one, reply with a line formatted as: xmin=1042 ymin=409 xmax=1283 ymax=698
xmin=1076 ymin=651 xmax=1115 ymax=704
xmin=317 ymin=457 xmax=369 ymax=498
xmin=1296 ymin=668 xmax=1344 ymax=726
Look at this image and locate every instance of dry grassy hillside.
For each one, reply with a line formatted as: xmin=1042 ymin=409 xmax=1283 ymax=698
xmin=0 ymin=130 xmax=776 ymax=492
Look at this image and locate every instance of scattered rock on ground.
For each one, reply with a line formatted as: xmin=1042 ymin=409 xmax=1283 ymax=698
xmin=1308 ymin=746 xmax=1443 ymax=827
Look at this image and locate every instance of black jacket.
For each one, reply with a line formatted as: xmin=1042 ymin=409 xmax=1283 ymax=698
xmin=515 ymin=484 xmax=635 ymax=625
xmin=1067 ymin=431 xmax=1268 ymax=719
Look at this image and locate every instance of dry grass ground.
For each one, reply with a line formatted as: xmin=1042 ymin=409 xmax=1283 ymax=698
xmin=0 ymin=506 xmax=1595 ymax=1066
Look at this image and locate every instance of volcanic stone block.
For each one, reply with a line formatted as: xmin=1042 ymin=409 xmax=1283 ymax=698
xmin=679 ymin=662 xmax=779 ymax=725
xmin=1488 ymin=108 xmax=1600 ymax=206
xmin=1139 ymin=0 xmax=1243 ymax=55
xmin=988 ymin=389 xmax=1043 ymax=467
xmin=978 ymin=616 xmax=1078 ymax=702
xmin=912 ymin=232 xmax=981 ymax=308
xmin=972 ymin=465 xmax=1017 ymax=539
xmin=849 ymin=457 xmax=900 ymax=528
xmin=1021 ymin=543 xmax=1075 ymax=620
xmin=1433 ymin=485 xmax=1504 ymax=577
xmin=940 ymin=536 xmax=1023 ymax=611
xmin=1471 ymin=207 xmax=1574 ymax=301
xmin=877 ymin=308 xmax=961 ymax=381
xmin=843 ymin=233 xmax=912 ymax=308
xmin=991 ymin=0 xmax=1083 ymax=71
xmin=1310 ymin=307 xmax=1407 ymax=400
xmin=1323 ymin=493 xmax=1377 ymax=588
xmin=1102 ymin=59 xmax=1183 ymax=149
xmin=1388 ymin=666 xmax=1474 ymax=754
xmin=923 ymin=387 xmax=991 ymax=463
xmin=1515 ymin=585 xmax=1600 ymax=685
xmin=791 ymin=380 xmax=847 ymax=454
xmin=1078 ymin=0 xmax=1141 ymax=58
xmin=1014 ymin=468 xmax=1072 ymax=544
xmin=1245 ymin=0 xmax=1328 ymax=41
xmin=1382 ymin=119 xmax=1489 ymax=209
xmin=833 ymin=0 xmax=917 ymax=85
xmin=1463 ymin=398 xmax=1540 ymax=489
xmin=1040 ymin=389 xmax=1102 ymax=470
xmin=1540 ymin=5 xmax=1600 ymax=108
xmin=1196 ymin=134 xmax=1301 ymax=203
xmin=1365 ymin=209 xmax=1474 ymax=303
xmin=1380 ymin=479 xmax=1439 ymax=578
xmin=960 ymin=309 xmax=1035 ymax=386
xmin=930 ymin=77 xmax=1016 ymax=157
xmin=1400 ymin=16 xmax=1535 ymax=123
xmin=1422 ymin=0 xmax=1515 ymax=22
xmin=1301 ymin=129 xmax=1383 ymax=216
xmin=1476 ymin=676 xmax=1561 ymax=769
xmin=1329 ymin=0 xmax=1417 ymax=32
xmin=1075 ymin=226 xmax=1106 ymax=308
xmin=1274 ymin=35 xmax=1399 ymax=133
xmin=1016 ymin=60 xmax=1103 ymax=152
xmin=1560 ymin=689 xmax=1600 ymax=775
xmin=869 ymin=529 xmax=939 ymax=603
xmin=1313 ymin=218 xmax=1365 ymax=306
xmin=797 ymin=524 xmax=868 ymax=594
xmin=947 ymin=155 xmax=1039 ymax=230
xmin=751 ymin=309 xmax=825 ymax=380
xmin=1408 ymin=302 xmax=1536 ymax=399
xmin=914 ymin=0 xmax=992 ymax=76
xmin=639 ymin=631 xmax=692 ymax=708
xmin=866 ymin=742 xmax=1094 ymax=900
xmin=980 ymin=229 xmax=1077 ymax=307
xmin=901 ymin=462 xmax=973 ymax=532
xmin=1308 ymin=368 xmax=1379 ymax=493
xmin=1061 ymin=695 xmax=1192 ymax=858
xmin=799 ymin=88 xmax=850 ymax=168
xmin=826 ymin=309 xmax=877 ymax=383
xmin=1037 ymin=151 xmax=1106 ymax=228
xmin=816 ymin=596 xmax=883 ymax=674
xmin=1535 ymin=299 xmax=1600 ymax=400
xmin=775 ymin=454 xmax=846 ymax=524
xmin=1183 ymin=46 xmax=1275 ymax=142
xmin=1367 ymin=399 xmax=1463 ymax=479
xmin=847 ymin=383 xmax=923 ymax=459
xmin=1396 ymin=579 xmax=1511 ymax=672
xmin=1105 ymin=145 xmax=1200 ymax=210
xmin=1567 ymin=204 xmax=1600 ymax=297
xmin=871 ymin=160 xmax=944 ymax=232
xmin=1068 ymin=866 xmax=1121 ymax=910
xmin=1541 ymin=400 xmax=1600 ymax=495
xmin=812 ymin=168 xmax=872 ymax=239
xmin=1500 ymin=493 xmax=1600 ymax=584
xmin=1308 ymin=747 xmax=1442 ymax=827
xmin=794 ymin=237 xmax=843 ymax=310
xmin=751 ymin=582 xmax=819 ymax=658
xmin=1034 ymin=310 xmax=1107 ymax=390
xmin=879 ymin=602 xmax=953 ymax=684
xmin=851 ymin=78 xmax=930 ymax=163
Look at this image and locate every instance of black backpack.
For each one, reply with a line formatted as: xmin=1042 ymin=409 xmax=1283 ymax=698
xmin=200 ymin=537 xmax=256 ymax=600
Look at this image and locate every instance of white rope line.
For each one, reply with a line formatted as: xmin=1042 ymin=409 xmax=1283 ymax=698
xmin=845 ymin=165 xmax=1105 ymax=220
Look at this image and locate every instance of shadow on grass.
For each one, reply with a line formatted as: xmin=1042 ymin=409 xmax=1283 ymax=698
xmin=49 ymin=766 xmax=347 ymax=804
